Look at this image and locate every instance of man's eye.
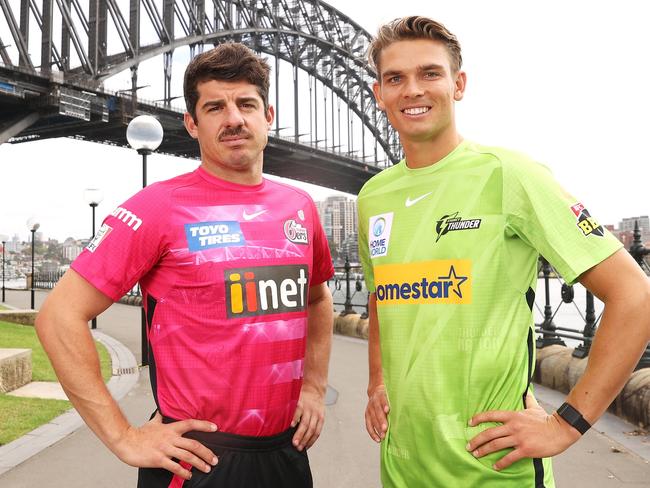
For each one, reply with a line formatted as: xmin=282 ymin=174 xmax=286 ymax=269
xmin=424 ymin=71 xmax=440 ymax=79
xmin=388 ymin=76 xmax=401 ymax=83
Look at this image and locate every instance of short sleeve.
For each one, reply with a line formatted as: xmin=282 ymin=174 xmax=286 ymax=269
xmin=310 ymin=200 xmax=334 ymax=285
xmin=71 ymin=185 xmax=168 ymax=301
xmin=503 ymin=159 xmax=622 ymax=285
xmin=357 ymin=195 xmax=375 ymax=292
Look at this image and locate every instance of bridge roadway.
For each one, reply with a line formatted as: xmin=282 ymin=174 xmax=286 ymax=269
xmin=0 ymin=65 xmax=383 ymax=194
xmin=1 ymin=289 xmax=649 ymax=487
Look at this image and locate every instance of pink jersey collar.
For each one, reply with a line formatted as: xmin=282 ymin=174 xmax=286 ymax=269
xmin=196 ymin=166 xmax=266 ymax=192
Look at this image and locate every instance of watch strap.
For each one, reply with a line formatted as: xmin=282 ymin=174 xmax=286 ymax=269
xmin=556 ymin=402 xmax=591 ymax=435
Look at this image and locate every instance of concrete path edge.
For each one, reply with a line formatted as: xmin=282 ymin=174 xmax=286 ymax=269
xmin=0 ymin=330 xmax=139 ymax=475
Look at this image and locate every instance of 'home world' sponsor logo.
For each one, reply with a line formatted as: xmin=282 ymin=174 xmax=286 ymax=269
xmin=369 ymin=212 xmax=394 ymax=259
xmin=374 ymin=260 xmax=471 ymax=305
xmin=185 ymin=221 xmax=246 ymax=251
xmin=225 ymin=265 xmax=309 ymax=318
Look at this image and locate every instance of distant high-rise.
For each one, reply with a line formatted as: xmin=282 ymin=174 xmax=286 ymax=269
xmin=619 ymin=216 xmax=650 ymax=243
xmin=316 ymin=196 xmax=357 ymax=260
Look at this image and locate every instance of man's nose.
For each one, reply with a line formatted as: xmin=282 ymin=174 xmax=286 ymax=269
xmin=223 ymin=105 xmax=245 ymax=127
xmin=403 ymin=77 xmax=424 ymax=98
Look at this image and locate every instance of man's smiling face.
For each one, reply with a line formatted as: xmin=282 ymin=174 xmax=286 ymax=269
xmin=373 ymin=39 xmax=465 ymax=146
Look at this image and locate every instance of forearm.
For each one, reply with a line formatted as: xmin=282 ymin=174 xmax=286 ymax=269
xmin=367 ymin=294 xmax=383 ymax=395
xmin=303 ymin=288 xmax=333 ymax=396
xmin=565 ymin=290 xmax=650 ymax=423
xmin=36 ymin=275 xmax=130 ymax=454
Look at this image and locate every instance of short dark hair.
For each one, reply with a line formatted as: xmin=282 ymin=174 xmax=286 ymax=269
xmin=368 ymin=16 xmax=462 ymax=77
xmin=183 ymin=42 xmax=271 ymax=121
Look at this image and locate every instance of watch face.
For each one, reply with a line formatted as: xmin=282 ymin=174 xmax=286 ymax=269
xmin=557 ymin=403 xmax=590 ymax=434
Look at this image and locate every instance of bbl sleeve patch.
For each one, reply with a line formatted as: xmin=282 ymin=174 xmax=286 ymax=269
xmin=570 ymin=203 xmax=604 ymax=237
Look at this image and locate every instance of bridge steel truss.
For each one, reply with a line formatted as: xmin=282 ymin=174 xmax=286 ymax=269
xmin=0 ymin=0 xmax=403 ymax=192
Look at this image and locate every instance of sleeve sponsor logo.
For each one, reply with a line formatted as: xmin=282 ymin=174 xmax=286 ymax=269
xmin=184 ymin=221 xmax=246 ymax=251
xmin=111 ymin=207 xmax=143 ymax=231
xmin=284 ymin=219 xmax=308 ymax=244
xmin=374 ymin=260 xmax=471 ymax=305
xmin=570 ymin=203 xmax=604 ymax=237
xmin=435 ymin=212 xmax=482 ymax=243
xmin=225 ymin=265 xmax=309 ymax=318
xmin=369 ymin=212 xmax=394 ymax=259
xmin=86 ymin=224 xmax=113 ymax=253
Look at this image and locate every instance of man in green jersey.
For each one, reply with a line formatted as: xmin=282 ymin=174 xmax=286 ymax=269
xmin=357 ymin=15 xmax=650 ymax=487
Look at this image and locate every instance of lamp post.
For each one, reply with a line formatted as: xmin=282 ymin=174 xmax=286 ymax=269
xmin=1 ymin=240 xmax=6 ymax=303
xmin=84 ymin=188 xmax=104 ymax=329
xmin=127 ymin=115 xmax=163 ymax=366
xmin=27 ymin=218 xmax=40 ymax=310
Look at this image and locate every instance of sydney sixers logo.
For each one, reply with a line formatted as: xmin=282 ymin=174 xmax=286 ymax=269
xmin=284 ymin=219 xmax=308 ymax=244
xmin=570 ymin=203 xmax=604 ymax=237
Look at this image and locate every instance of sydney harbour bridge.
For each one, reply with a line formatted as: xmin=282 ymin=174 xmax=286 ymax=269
xmin=0 ymin=0 xmax=402 ymax=193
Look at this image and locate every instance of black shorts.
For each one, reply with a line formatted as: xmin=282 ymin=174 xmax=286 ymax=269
xmin=137 ymin=424 xmax=313 ymax=488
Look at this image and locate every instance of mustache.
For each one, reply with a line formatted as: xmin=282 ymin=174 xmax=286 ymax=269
xmin=219 ymin=126 xmax=251 ymax=140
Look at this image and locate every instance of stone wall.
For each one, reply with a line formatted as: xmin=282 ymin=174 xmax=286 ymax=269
xmin=0 ymin=310 xmax=38 ymax=326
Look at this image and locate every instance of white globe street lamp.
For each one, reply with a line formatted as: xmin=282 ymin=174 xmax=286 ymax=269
xmin=126 ymin=115 xmax=164 ymax=188
xmin=126 ymin=115 xmax=164 ymax=366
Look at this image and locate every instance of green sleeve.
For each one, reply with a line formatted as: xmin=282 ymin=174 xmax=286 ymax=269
xmin=357 ymin=195 xmax=376 ymax=293
xmin=503 ymin=158 xmax=622 ymax=285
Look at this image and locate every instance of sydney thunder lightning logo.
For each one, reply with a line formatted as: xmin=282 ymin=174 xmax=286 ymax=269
xmin=435 ymin=212 xmax=482 ymax=243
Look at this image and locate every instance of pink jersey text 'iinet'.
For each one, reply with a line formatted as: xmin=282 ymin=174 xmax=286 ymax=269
xmin=72 ymin=167 xmax=334 ymax=436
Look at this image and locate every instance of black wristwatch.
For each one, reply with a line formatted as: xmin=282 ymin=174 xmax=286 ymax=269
xmin=556 ymin=402 xmax=591 ymax=435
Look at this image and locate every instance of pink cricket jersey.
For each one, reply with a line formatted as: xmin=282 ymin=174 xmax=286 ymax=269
xmin=72 ymin=166 xmax=334 ymax=436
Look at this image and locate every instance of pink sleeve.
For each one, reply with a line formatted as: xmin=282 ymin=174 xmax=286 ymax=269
xmin=310 ymin=200 xmax=334 ymax=286
xmin=71 ymin=185 xmax=167 ymax=301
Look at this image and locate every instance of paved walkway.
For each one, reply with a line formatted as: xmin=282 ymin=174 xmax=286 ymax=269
xmin=1 ymin=289 xmax=649 ymax=487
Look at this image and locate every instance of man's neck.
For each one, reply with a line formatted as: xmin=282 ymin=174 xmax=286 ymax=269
xmin=200 ymin=161 xmax=264 ymax=186
xmin=402 ymin=129 xmax=463 ymax=169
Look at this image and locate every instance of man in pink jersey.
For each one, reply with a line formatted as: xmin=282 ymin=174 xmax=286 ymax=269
xmin=36 ymin=43 xmax=334 ymax=487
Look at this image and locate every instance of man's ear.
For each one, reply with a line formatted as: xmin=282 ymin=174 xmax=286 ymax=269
xmin=266 ymin=105 xmax=275 ymax=128
xmin=372 ymin=81 xmax=386 ymax=111
xmin=184 ymin=112 xmax=199 ymax=139
xmin=453 ymin=71 xmax=467 ymax=101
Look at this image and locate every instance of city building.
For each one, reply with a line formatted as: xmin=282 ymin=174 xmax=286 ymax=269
xmin=316 ymin=195 xmax=357 ymax=262
xmin=61 ymin=237 xmax=84 ymax=262
xmin=5 ymin=234 xmax=22 ymax=253
xmin=608 ymin=216 xmax=650 ymax=249
xmin=619 ymin=216 xmax=650 ymax=243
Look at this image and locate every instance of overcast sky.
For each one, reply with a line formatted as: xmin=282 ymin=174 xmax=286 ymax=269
xmin=1 ymin=0 xmax=649 ymax=242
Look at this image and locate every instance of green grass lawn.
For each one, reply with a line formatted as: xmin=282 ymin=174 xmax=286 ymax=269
xmin=0 ymin=320 xmax=113 ymax=445
xmin=0 ymin=396 xmax=71 ymax=445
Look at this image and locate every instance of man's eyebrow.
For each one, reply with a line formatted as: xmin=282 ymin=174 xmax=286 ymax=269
xmin=236 ymin=96 xmax=260 ymax=105
xmin=382 ymin=64 xmax=446 ymax=79
xmin=418 ymin=64 xmax=446 ymax=72
xmin=382 ymin=70 xmax=402 ymax=79
xmin=201 ymin=99 xmax=224 ymax=111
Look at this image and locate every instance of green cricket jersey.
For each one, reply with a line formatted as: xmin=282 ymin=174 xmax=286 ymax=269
xmin=357 ymin=140 xmax=622 ymax=487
